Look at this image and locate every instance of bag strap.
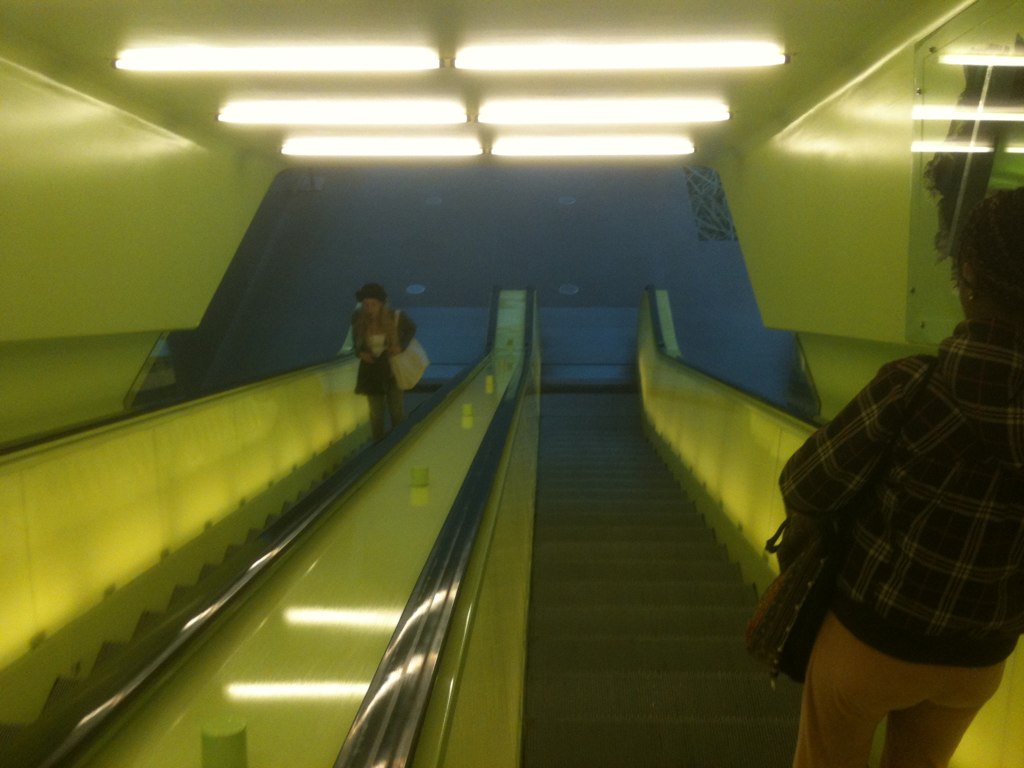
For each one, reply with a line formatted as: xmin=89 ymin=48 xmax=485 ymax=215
xmin=765 ymin=518 xmax=790 ymax=553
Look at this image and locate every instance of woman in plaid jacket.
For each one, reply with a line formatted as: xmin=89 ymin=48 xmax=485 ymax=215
xmin=782 ymin=189 xmax=1024 ymax=768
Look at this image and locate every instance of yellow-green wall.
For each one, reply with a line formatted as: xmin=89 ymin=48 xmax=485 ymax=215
xmin=798 ymin=332 xmax=934 ymax=420
xmin=0 ymin=34 xmax=281 ymax=444
xmin=718 ymin=0 xmax=1022 ymax=417
xmin=719 ymin=46 xmax=919 ymax=344
xmin=717 ymin=43 xmax=932 ymax=415
xmin=1 ymin=333 xmax=160 ymax=443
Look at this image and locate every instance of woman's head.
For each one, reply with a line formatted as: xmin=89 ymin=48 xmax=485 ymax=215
xmin=955 ymin=187 xmax=1024 ymax=320
xmin=356 ymin=283 xmax=388 ymax=317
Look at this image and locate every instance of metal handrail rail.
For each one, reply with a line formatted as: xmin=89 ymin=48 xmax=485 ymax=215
xmin=334 ymin=289 xmax=537 ymax=768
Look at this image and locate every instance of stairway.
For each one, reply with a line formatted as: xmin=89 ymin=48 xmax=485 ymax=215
xmin=523 ymin=392 xmax=802 ymax=768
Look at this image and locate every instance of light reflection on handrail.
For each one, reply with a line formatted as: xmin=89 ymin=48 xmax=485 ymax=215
xmin=226 ymin=681 xmax=370 ymax=700
xmin=284 ymin=608 xmax=404 ymax=629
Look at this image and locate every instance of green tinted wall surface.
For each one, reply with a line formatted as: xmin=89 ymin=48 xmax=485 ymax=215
xmin=720 ymin=47 xmax=918 ymax=345
xmin=0 ymin=36 xmax=280 ymax=442
xmin=0 ymin=54 xmax=278 ymax=341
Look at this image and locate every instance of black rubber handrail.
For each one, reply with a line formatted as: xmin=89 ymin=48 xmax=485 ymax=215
xmin=8 ymin=293 xmax=508 ymax=768
xmin=0 ymin=348 xmax=373 ymax=458
xmin=643 ymin=285 xmax=822 ymax=428
xmin=334 ymin=289 xmax=537 ymax=768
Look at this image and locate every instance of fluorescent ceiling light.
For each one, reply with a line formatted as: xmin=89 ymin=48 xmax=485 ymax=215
xmin=911 ymin=140 xmax=994 ymax=153
xmin=491 ymin=134 xmax=695 ymax=157
xmin=938 ymin=53 xmax=1024 ymax=68
xmin=1006 ymin=146 xmax=1024 ymax=154
xmin=282 ymin=136 xmax=483 ymax=157
xmin=284 ymin=607 xmax=402 ymax=628
xmin=478 ymin=98 xmax=729 ymax=125
xmin=115 ymin=45 xmax=439 ymax=72
xmin=226 ymin=681 xmax=369 ymax=700
xmin=220 ymin=99 xmax=466 ymax=125
xmin=912 ymin=105 xmax=1024 ymax=122
xmin=455 ymin=41 xmax=786 ymax=70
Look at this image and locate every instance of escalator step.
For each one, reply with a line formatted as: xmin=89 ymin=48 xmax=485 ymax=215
xmin=525 ymin=392 xmax=798 ymax=768
xmin=198 ymin=562 xmax=219 ymax=581
xmin=534 ymin=522 xmax=714 ymax=544
xmin=531 ymin=557 xmax=741 ymax=583
xmin=524 ymin=670 xmax=802 ymax=720
xmin=532 ymin=539 xmax=728 ymax=561
xmin=529 ymin=605 xmax=753 ymax=637
xmin=134 ymin=609 xmax=164 ymax=637
xmin=526 ymin=635 xmax=760 ymax=674
xmin=43 ymin=675 xmax=83 ymax=710
xmin=92 ymin=640 xmax=125 ymax=667
xmin=523 ymin=716 xmax=798 ymax=768
xmin=530 ymin=579 xmax=754 ymax=609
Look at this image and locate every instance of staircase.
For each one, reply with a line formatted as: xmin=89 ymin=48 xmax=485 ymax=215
xmin=523 ymin=392 xmax=802 ymax=768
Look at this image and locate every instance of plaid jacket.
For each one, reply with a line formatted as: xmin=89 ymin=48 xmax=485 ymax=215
xmin=780 ymin=319 xmax=1024 ymax=665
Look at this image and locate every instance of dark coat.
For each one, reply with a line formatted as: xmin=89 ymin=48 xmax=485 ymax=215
xmin=352 ymin=307 xmax=417 ymax=395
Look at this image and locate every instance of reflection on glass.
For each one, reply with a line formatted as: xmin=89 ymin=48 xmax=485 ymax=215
xmin=124 ymin=333 xmax=178 ymax=409
xmin=920 ymin=32 xmax=1024 ymax=259
xmin=225 ymin=681 xmax=370 ymax=700
xmin=905 ymin=8 xmax=1024 ymax=347
xmin=284 ymin=607 xmax=402 ymax=630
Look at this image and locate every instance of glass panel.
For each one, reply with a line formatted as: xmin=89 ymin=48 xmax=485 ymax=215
xmin=124 ymin=333 xmax=179 ymax=409
xmin=908 ymin=3 xmax=1024 ymax=343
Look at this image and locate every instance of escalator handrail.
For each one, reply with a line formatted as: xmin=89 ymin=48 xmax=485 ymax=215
xmin=334 ymin=289 xmax=537 ymax=768
xmin=642 ymin=285 xmax=822 ymax=428
xmin=23 ymin=295 xmax=508 ymax=768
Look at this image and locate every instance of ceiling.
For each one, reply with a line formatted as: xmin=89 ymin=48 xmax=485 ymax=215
xmin=0 ymin=0 xmax=968 ymax=164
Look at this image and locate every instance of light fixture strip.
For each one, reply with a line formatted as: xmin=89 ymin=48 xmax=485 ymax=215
xmin=938 ymin=53 xmax=1024 ymax=68
xmin=478 ymin=98 xmax=729 ymax=125
xmin=910 ymin=140 xmax=994 ymax=154
xmin=912 ymin=105 xmax=1024 ymax=122
xmin=455 ymin=41 xmax=786 ymax=71
xmin=491 ymin=134 xmax=695 ymax=157
xmin=115 ymin=45 xmax=440 ymax=72
xmin=220 ymin=99 xmax=467 ymax=126
xmin=282 ymin=136 xmax=484 ymax=157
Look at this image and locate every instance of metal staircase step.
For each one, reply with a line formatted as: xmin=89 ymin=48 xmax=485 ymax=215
xmin=524 ymin=392 xmax=798 ymax=768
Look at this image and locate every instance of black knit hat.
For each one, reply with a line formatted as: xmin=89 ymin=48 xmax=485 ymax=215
xmin=355 ymin=282 xmax=388 ymax=302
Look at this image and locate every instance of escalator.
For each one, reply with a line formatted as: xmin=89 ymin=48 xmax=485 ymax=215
xmin=0 ymin=376 xmax=497 ymax=768
xmin=523 ymin=391 xmax=802 ymax=768
xmin=4 ymin=288 xmax=806 ymax=768
xmin=0 ymin=289 xmax=534 ymax=768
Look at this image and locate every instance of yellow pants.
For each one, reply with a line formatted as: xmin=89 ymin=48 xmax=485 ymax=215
xmin=793 ymin=612 xmax=1005 ymax=768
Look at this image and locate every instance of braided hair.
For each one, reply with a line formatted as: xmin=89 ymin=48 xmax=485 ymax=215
xmin=955 ymin=187 xmax=1024 ymax=317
